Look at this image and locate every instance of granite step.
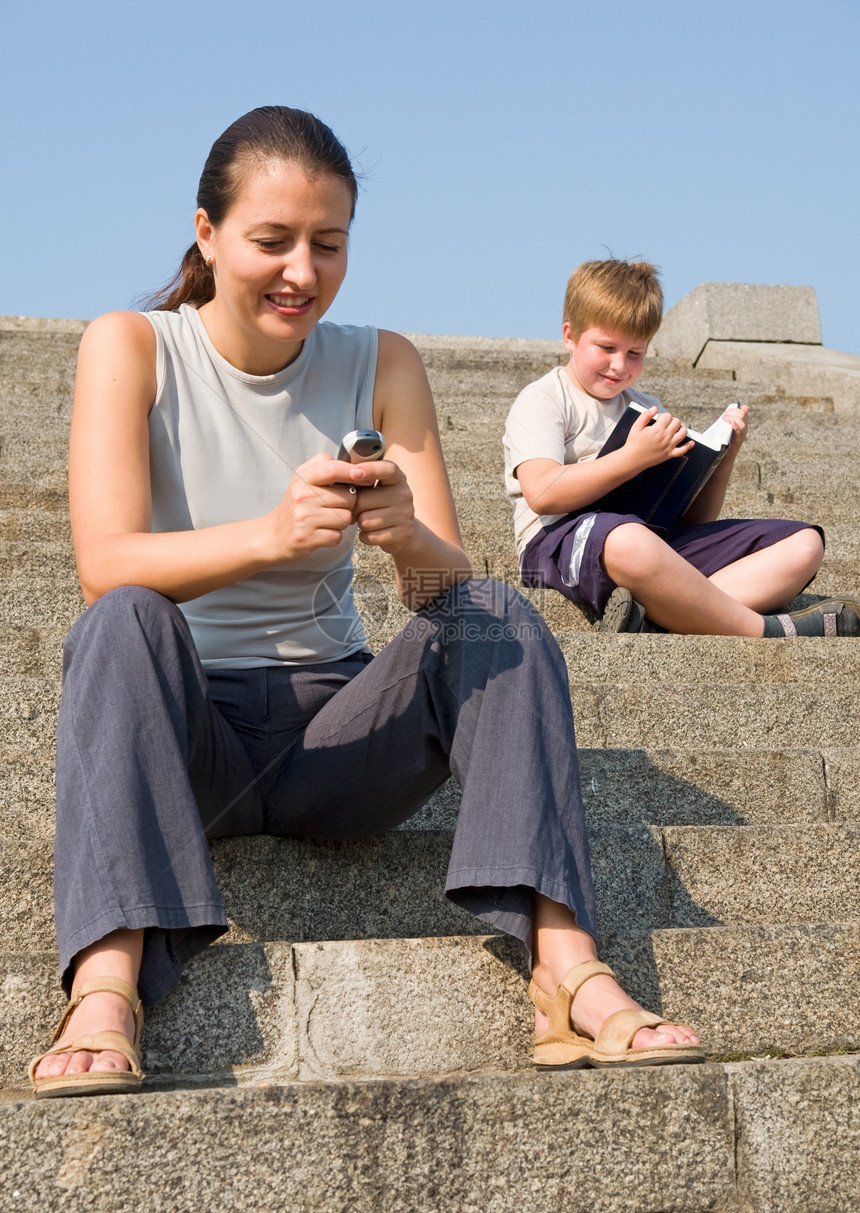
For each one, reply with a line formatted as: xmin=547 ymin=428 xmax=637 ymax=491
xmin=4 ymin=924 xmax=860 ymax=1091
xmin=4 ymin=1054 xmax=859 ymax=1213
xmin=5 ymin=820 xmax=860 ymax=953
xmin=4 ymin=743 xmax=857 ymax=837
xmin=4 ymin=634 xmax=860 ymax=761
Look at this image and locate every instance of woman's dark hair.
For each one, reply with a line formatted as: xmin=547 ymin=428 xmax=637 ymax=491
xmin=148 ymin=106 xmax=357 ymax=312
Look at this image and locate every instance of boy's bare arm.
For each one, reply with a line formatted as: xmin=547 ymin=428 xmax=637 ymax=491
xmin=517 ymin=408 xmax=693 ymax=516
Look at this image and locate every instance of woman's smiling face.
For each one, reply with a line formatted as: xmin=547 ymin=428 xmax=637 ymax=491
xmin=195 ymin=159 xmax=353 ymax=374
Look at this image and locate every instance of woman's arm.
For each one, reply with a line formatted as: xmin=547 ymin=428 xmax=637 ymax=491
xmin=681 ymin=404 xmax=749 ymax=525
xmin=516 ymin=408 xmax=694 ymax=517
xmin=70 ymin=312 xmax=358 ymax=604
xmin=356 ymin=330 xmax=472 ymax=610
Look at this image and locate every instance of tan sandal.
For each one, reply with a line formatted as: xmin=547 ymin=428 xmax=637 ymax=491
xmin=29 ymin=976 xmax=145 ymax=1098
xmin=529 ymin=960 xmax=705 ymax=1069
xmin=587 ymin=1006 xmax=705 ymax=1067
xmin=529 ymin=959 xmax=613 ymax=1069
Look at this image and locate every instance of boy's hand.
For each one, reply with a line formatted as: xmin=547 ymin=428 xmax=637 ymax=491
xmin=624 ymin=406 xmax=695 ymax=468
xmin=722 ymin=403 xmax=749 ymax=447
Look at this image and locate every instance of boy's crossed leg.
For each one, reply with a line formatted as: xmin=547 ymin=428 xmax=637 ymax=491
xmin=602 ymin=523 xmax=826 ymax=636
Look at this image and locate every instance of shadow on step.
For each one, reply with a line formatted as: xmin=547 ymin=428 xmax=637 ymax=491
xmin=580 ymin=749 xmax=751 ymax=827
xmin=142 ymin=942 xmax=285 ymax=1081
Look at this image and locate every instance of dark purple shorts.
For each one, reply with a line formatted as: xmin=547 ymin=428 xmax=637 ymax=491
xmin=520 ymin=511 xmax=824 ymax=614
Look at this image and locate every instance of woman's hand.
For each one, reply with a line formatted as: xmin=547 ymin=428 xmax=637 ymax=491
xmin=265 ymin=452 xmax=358 ymax=561
xmin=351 ymin=460 xmax=416 ymax=552
xmin=624 ymin=406 xmax=695 ymax=469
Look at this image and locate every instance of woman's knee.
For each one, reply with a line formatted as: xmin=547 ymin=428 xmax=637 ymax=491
xmin=64 ymin=586 xmax=187 ymax=663
xmin=415 ymin=577 xmax=548 ymax=648
xmin=447 ymin=577 xmax=545 ymax=629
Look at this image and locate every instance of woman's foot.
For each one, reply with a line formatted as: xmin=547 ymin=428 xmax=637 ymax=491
xmin=530 ymin=961 xmax=700 ymax=1051
xmin=33 ymin=988 xmax=136 ymax=1080
xmin=532 ymin=894 xmax=701 ymax=1057
xmin=31 ymin=927 xmax=145 ymax=1089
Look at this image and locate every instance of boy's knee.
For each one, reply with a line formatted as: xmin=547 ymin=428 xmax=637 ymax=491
xmin=601 ymin=522 xmax=655 ymax=578
xmin=795 ymin=527 xmax=825 ymax=569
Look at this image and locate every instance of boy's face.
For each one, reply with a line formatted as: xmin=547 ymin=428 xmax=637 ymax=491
xmin=562 ymin=323 xmax=648 ymax=399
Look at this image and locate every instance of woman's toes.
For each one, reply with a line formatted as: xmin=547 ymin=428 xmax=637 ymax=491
xmin=37 ymin=1054 xmax=68 ymax=1079
xmin=64 ymin=1050 xmax=96 ymax=1075
xmin=632 ymin=1023 xmax=700 ymax=1049
xmin=88 ymin=1051 xmax=128 ymax=1073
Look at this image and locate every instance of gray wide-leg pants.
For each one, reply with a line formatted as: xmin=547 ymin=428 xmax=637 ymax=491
xmin=54 ymin=579 xmax=596 ymax=1004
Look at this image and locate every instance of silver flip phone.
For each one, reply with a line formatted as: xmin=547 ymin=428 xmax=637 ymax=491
xmin=338 ymin=429 xmax=386 ymax=463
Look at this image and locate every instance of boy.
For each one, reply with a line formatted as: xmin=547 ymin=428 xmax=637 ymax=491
xmin=503 ymin=258 xmax=859 ymax=636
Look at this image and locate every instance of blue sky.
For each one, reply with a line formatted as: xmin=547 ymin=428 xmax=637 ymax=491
xmin=2 ymin=0 xmax=858 ymax=353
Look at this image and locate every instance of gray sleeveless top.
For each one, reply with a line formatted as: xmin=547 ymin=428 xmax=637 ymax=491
xmin=145 ymin=304 xmax=378 ymax=667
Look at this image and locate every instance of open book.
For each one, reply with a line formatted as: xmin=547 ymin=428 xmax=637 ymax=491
xmin=592 ymin=402 xmax=736 ymax=530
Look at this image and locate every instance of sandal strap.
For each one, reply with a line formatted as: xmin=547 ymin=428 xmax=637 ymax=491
xmin=28 ymin=1030 xmax=144 ymax=1085
xmin=51 ymin=976 xmax=143 ymax=1046
xmin=592 ymin=1007 xmax=666 ymax=1055
xmin=528 ymin=961 xmax=616 ymax=1038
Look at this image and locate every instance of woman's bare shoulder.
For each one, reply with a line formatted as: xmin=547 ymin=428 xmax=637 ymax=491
xmin=74 ymin=311 xmax=158 ymax=412
xmin=80 ymin=309 xmax=156 ymax=355
xmin=375 ymin=328 xmax=424 ymax=367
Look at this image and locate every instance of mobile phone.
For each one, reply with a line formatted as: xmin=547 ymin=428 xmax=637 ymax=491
xmin=338 ymin=430 xmax=386 ymax=463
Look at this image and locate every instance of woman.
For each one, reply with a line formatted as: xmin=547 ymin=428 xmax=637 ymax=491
xmin=30 ymin=106 xmax=702 ymax=1097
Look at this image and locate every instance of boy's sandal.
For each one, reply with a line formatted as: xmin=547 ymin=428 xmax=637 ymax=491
xmin=28 ymin=976 xmax=145 ymax=1099
xmin=778 ymin=599 xmax=860 ymax=638
xmin=529 ymin=960 xmax=705 ymax=1069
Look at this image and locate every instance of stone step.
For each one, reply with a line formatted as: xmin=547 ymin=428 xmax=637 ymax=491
xmin=5 ymin=924 xmax=860 ymax=1090
xmin=5 ymin=743 xmax=857 ymax=838
xmin=5 ymin=822 xmax=860 ymax=954
xmin=5 ymin=633 xmax=860 ymax=758
xmin=4 ymin=1054 xmax=859 ymax=1212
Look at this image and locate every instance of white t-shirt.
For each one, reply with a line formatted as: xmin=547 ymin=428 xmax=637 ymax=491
xmin=503 ymin=366 xmax=661 ymax=554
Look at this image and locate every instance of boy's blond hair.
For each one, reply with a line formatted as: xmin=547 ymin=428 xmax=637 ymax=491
xmin=563 ymin=259 xmax=663 ymax=342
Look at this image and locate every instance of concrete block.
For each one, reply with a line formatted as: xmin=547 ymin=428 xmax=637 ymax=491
xmin=616 ymin=923 xmax=860 ymax=1056
xmin=0 ymin=676 xmax=62 ymax=755
xmin=663 ymin=824 xmax=860 ymax=926
xmin=8 ymin=921 xmax=860 ymax=1092
xmin=0 ymin=316 xmax=88 ymax=335
xmin=0 ymin=736 xmax=833 ymax=838
xmin=580 ymin=747 xmax=826 ymax=826
xmin=0 ymin=1067 xmax=735 ymax=1213
xmin=823 ymin=747 xmax=860 ymax=820
xmin=570 ymin=678 xmax=858 ymax=750
xmin=697 ymin=339 xmax=860 ymax=412
xmin=0 ymin=843 xmax=54 ymax=947
xmin=212 ymin=833 xmax=481 ymax=946
xmin=559 ymin=631 xmax=860 ymax=687
xmin=408 ymin=748 xmax=833 ymax=830
xmin=731 ymin=1054 xmax=860 ymax=1212
xmin=652 ymin=283 xmax=822 ymax=364
xmin=143 ymin=942 xmax=299 ymax=1078
xmin=0 ymin=752 xmax=55 ymax=839
xmin=0 ymin=502 xmax=70 ymax=545
xmin=0 ymin=943 xmax=299 ymax=1087
xmin=294 ymin=935 xmax=530 ymax=1079
xmin=0 ymin=824 xmax=667 ymax=952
